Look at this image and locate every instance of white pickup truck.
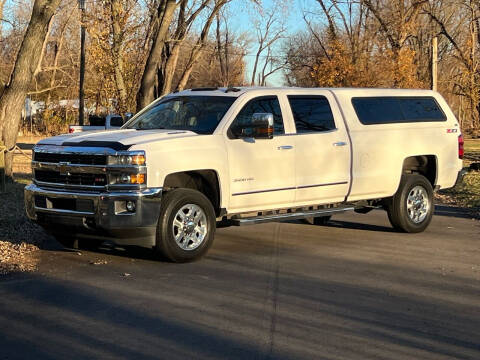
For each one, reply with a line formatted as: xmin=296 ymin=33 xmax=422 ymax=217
xmin=68 ymin=114 xmax=127 ymax=133
xmin=25 ymin=87 xmax=464 ymax=262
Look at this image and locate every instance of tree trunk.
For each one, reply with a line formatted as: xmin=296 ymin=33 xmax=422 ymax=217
xmin=0 ymin=0 xmax=6 ymax=40
xmin=136 ymin=0 xmax=178 ymax=112
xmin=250 ymin=50 xmax=261 ymax=86
xmin=161 ymin=44 xmax=181 ymax=96
xmin=153 ymin=0 xmax=212 ymax=98
xmin=216 ymin=13 xmax=227 ymax=86
xmin=110 ymin=0 xmax=128 ymax=115
xmin=46 ymin=19 xmax=68 ymax=106
xmin=0 ymin=0 xmax=61 ymax=177
xmin=0 ymin=0 xmax=7 ymax=92
xmin=176 ymin=0 xmax=227 ymax=92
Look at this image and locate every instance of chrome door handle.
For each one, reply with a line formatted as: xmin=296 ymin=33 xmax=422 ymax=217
xmin=333 ymin=142 xmax=347 ymax=147
xmin=277 ymin=145 xmax=293 ymax=150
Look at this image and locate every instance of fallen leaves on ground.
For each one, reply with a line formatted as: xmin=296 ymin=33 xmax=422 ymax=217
xmin=90 ymin=259 xmax=108 ymax=265
xmin=0 ymin=241 xmax=39 ymax=275
xmin=0 ymin=180 xmax=47 ymax=275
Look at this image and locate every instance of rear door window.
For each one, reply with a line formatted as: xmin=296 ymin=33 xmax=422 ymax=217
xmin=287 ymin=96 xmax=336 ymax=133
xmin=352 ymin=97 xmax=446 ymax=125
xmin=88 ymin=116 xmax=106 ymax=126
xmin=110 ymin=116 xmax=124 ymax=127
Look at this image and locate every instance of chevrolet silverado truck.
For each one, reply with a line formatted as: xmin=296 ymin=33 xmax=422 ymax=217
xmin=25 ymin=87 xmax=465 ymax=262
xmin=68 ymin=114 xmax=129 ymax=133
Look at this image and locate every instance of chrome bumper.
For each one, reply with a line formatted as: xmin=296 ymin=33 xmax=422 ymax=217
xmin=24 ymin=184 xmax=163 ymax=247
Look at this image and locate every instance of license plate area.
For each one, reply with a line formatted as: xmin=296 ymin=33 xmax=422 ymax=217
xmin=34 ymin=195 xmax=94 ymax=213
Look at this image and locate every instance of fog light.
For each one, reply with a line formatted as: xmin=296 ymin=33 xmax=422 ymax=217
xmin=130 ymin=173 xmax=145 ymax=184
xmin=126 ymin=201 xmax=136 ymax=212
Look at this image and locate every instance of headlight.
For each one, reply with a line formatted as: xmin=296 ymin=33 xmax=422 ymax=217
xmin=108 ymin=152 xmax=146 ymax=166
xmin=110 ymin=173 xmax=145 ymax=185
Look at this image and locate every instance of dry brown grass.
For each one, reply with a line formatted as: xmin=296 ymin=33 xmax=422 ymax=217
xmin=435 ymin=140 xmax=480 ymax=217
xmin=0 ymin=139 xmax=47 ymax=275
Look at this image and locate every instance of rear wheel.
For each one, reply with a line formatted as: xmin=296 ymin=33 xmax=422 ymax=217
xmin=155 ymin=188 xmax=216 ymax=262
xmin=386 ymin=174 xmax=433 ymax=233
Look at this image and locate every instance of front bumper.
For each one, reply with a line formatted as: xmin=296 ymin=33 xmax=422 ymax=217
xmin=24 ymin=184 xmax=163 ymax=248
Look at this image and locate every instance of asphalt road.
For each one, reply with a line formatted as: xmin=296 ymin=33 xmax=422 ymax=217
xmin=1 ymin=208 xmax=479 ymax=360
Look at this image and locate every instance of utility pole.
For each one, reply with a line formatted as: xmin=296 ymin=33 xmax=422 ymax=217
xmin=432 ymin=36 xmax=438 ymax=92
xmin=78 ymin=0 xmax=86 ymax=125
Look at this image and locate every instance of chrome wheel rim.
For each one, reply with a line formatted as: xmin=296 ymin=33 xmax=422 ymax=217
xmin=172 ymin=204 xmax=208 ymax=251
xmin=406 ymin=185 xmax=430 ymax=224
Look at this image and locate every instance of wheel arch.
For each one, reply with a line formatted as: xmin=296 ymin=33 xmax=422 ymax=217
xmin=163 ymin=170 xmax=223 ymax=217
xmin=401 ymin=155 xmax=437 ymax=188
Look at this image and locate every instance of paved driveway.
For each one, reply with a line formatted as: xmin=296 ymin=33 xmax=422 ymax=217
xmin=1 ymin=209 xmax=479 ymax=359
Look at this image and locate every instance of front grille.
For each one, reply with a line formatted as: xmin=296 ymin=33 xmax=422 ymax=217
xmin=33 ymin=152 xmax=107 ymax=165
xmin=35 ymin=169 xmax=107 ymax=187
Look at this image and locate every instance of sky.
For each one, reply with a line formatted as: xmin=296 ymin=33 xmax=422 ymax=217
xmin=228 ymin=0 xmax=321 ymax=86
xmin=1 ymin=0 xmax=324 ymax=87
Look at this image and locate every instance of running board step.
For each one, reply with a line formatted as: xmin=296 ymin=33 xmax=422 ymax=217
xmin=230 ymin=206 xmax=355 ymax=226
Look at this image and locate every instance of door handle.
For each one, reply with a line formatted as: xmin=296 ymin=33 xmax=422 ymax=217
xmin=277 ymin=145 xmax=293 ymax=150
xmin=333 ymin=142 xmax=347 ymax=147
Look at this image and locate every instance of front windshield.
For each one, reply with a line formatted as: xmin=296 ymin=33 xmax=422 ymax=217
xmin=125 ymin=96 xmax=236 ymax=134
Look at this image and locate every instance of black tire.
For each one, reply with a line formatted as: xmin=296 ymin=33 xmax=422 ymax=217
xmin=155 ymin=188 xmax=216 ymax=262
xmin=303 ymin=215 xmax=332 ymax=226
xmin=386 ymin=174 xmax=434 ymax=233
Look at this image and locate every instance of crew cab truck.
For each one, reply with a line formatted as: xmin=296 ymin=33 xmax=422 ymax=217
xmin=25 ymin=87 xmax=464 ymax=262
xmin=68 ymin=114 xmax=128 ymax=133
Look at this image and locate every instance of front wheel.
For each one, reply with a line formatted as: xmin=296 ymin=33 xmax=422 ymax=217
xmin=155 ymin=188 xmax=216 ymax=262
xmin=386 ymin=174 xmax=434 ymax=233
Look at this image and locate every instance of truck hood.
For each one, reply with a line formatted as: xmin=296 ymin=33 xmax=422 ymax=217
xmin=37 ymin=129 xmax=198 ymax=148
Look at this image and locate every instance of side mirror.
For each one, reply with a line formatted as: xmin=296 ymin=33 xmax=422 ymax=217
xmin=251 ymin=113 xmax=274 ymax=139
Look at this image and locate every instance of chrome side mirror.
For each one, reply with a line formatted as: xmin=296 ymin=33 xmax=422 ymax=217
xmin=251 ymin=113 xmax=274 ymax=139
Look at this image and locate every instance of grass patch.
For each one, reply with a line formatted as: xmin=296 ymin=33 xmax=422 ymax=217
xmin=465 ymin=139 xmax=480 ymax=152
xmin=436 ymin=139 xmax=480 ymax=215
xmin=435 ymin=138 xmax=480 ymax=214
xmin=437 ymin=171 xmax=480 ymax=210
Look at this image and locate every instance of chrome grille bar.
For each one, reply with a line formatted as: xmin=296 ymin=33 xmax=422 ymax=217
xmin=32 ymin=144 xmax=146 ymax=192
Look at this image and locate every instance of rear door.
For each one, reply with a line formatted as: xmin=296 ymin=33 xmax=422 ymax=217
xmin=225 ymin=96 xmax=295 ymax=212
xmin=283 ymin=91 xmax=351 ymax=205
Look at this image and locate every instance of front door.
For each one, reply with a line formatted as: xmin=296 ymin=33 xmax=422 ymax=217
xmin=226 ymin=96 xmax=295 ymax=212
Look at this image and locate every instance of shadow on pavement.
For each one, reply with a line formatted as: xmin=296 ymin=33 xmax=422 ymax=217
xmin=434 ymin=205 xmax=478 ymax=219
xmin=1 ymin=252 xmax=479 ymax=360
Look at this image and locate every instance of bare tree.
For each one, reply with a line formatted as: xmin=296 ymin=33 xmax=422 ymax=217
xmin=215 ymin=6 xmax=249 ymax=87
xmin=136 ymin=0 xmax=179 ymax=111
xmin=424 ymin=0 xmax=480 ymax=131
xmin=250 ymin=5 xmax=286 ymax=86
xmin=257 ymin=47 xmax=287 ymax=86
xmin=176 ymin=0 xmax=230 ymax=91
xmin=216 ymin=11 xmax=228 ymax=86
xmin=109 ymin=0 xmax=130 ymax=116
xmin=0 ymin=0 xmax=6 ymax=40
xmin=0 ymin=0 xmax=61 ymax=177
xmin=159 ymin=0 xmax=213 ymax=96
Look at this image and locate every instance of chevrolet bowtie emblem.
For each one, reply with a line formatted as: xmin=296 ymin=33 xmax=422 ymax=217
xmin=58 ymin=162 xmax=70 ymax=175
